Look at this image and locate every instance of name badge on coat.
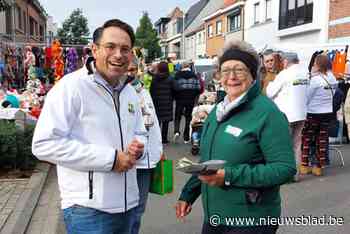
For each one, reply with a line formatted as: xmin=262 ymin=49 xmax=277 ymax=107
xmin=225 ymin=125 xmax=242 ymax=137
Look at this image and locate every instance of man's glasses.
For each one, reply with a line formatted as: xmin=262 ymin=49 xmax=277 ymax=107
xmin=96 ymin=43 xmax=131 ymax=55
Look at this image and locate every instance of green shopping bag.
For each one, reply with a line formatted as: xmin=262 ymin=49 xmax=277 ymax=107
xmin=150 ymin=155 xmax=174 ymax=195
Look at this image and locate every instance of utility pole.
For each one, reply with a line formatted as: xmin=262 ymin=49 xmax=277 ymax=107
xmin=182 ymin=14 xmax=185 ymax=59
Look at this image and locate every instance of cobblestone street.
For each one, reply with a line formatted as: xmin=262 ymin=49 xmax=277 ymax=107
xmin=0 ymin=179 xmax=29 ymax=231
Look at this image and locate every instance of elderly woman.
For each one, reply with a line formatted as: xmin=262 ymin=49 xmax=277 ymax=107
xmin=175 ymin=40 xmax=296 ymax=234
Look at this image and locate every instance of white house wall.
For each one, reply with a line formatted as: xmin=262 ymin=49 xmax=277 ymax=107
xmin=196 ymin=29 xmax=206 ymax=58
xmin=225 ymin=30 xmax=243 ymax=45
xmin=244 ymin=0 xmax=330 ymax=51
xmin=277 ymin=0 xmax=329 ymax=45
xmin=244 ymin=0 xmax=279 ymax=50
xmin=185 ymin=34 xmax=196 ymax=60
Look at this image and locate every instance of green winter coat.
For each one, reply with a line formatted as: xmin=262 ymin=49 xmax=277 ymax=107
xmin=179 ymin=81 xmax=296 ymax=227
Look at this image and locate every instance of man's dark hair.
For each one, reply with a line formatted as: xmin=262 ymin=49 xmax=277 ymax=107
xmin=95 ymin=19 xmax=135 ymax=46
xmin=263 ymin=49 xmax=274 ymax=57
xmin=93 ymin=27 xmax=103 ymax=44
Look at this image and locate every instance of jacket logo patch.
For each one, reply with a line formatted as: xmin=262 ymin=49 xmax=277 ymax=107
xmin=292 ymin=79 xmax=309 ymax=86
xmin=225 ymin=125 xmax=242 ymax=137
xmin=128 ymin=103 xmax=135 ymax=114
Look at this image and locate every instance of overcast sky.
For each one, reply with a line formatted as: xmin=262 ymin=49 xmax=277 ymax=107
xmin=40 ymin=0 xmax=199 ymax=36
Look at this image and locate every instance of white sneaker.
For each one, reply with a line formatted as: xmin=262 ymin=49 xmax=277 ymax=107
xmin=184 ymin=140 xmax=190 ymax=144
xmin=173 ymin=132 xmax=180 ymax=143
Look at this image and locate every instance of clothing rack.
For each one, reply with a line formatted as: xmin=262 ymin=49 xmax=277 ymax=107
xmin=0 ymin=41 xmax=90 ymax=48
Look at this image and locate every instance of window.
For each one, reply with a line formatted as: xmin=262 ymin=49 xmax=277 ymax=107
xmin=216 ymin=21 xmax=222 ymax=35
xmin=39 ymin=25 xmax=44 ymax=41
xmin=254 ymin=2 xmax=260 ymax=24
xmin=5 ymin=9 xmax=12 ymax=36
xmin=23 ymin=10 xmax=26 ymax=33
xmin=198 ymin=33 xmax=201 ymax=44
xmin=207 ymin=25 xmax=213 ymax=38
xmin=16 ymin=5 xmax=22 ymax=30
xmin=227 ymin=13 xmax=241 ymax=32
xmin=35 ymin=21 xmax=38 ymax=36
xmin=265 ymin=0 xmax=272 ymax=21
xmin=29 ymin=17 xmax=35 ymax=36
xmin=279 ymin=0 xmax=313 ymax=30
xmin=172 ymin=22 xmax=177 ymax=35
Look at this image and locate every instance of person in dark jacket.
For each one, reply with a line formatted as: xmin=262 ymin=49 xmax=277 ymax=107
xmin=173 ymin=61 xmax=201 ymax=143
xmin=175 ymin=40 xmax=296 ymax=234
xmin=150 ymin=61 xmax=174 ymax=143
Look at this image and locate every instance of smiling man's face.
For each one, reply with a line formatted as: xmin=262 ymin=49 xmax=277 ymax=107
xmin=92 ymin=26 xmax=132 ymax=86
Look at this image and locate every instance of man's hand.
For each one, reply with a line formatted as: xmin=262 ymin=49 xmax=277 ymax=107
xmin=175 ymin=200 xmax=192 ymax=220
xmin=113 ymin=151 xmax=136 ymax=173
xmin=198 ymin=169 xmax=225 ymax=187
xmin=127 ymin=139 xmax=144 ymax=160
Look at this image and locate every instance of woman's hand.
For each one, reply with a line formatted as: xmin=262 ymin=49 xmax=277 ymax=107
xmin=198 ymin=169 xmax=225 ymax=187
xmin=175 ymin=200 xmax=192 ymax=220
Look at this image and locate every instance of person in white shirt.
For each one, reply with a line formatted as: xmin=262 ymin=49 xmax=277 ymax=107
xmin=32 ymin=19 xmax=146 ymax=234
xmin=301 ymin=54 xmax=337 ymax=177
xmin=127 ymin=58 xmax=162 ymax=234
xmin=266 ymin=52 xmax=308 ymax=181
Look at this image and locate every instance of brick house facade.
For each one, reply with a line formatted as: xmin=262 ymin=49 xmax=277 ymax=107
xmin=1 ymin=0 xmax=47 ymax=43
xmin=328 ymin=0 xmax=350 ymax=42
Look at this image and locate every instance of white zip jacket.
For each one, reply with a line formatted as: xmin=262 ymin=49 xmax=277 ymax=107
xmin=32 ymin=68 xmax=147 ymax=213
xmin=135 ymin=88 xmax=162 ymax=169
xmin=266 ymin=64 xmax=309 ymax=123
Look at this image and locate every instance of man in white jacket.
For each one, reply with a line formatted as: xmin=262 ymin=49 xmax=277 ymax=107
xmin=32 ymin=19 xmax=146 ymax=234
xmin=266 ymin=52 xmax=309 ymax=181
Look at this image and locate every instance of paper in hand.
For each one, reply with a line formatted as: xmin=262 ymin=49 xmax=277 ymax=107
xmin=176 ymin=157 xmax=226 ymax=175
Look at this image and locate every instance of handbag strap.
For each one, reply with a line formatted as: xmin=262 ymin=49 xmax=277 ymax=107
xmin=319 ymin=73 xmax=334 ymax=97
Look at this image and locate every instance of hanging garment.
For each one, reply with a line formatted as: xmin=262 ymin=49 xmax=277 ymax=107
xmin=332 ymin=51 xmax=347 ymax=78
xmin=308 ymin=50 xmax=323 ymax=72
xmin=44 ymin=47 xmax=52 ymax=70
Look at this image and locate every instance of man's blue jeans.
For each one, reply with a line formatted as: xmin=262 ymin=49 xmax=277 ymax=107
xmin=130 ymin=169 xmax=152 ymax=234
xmin=63 ymin=205 xmax=134 ymax=234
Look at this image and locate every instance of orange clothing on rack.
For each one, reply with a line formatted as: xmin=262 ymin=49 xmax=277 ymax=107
xmin=332 ymin=51 xmax=347 ymax=79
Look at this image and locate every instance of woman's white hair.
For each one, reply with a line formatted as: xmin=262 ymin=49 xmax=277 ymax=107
xmin=219 ymin=39 xmax=259 ymax=65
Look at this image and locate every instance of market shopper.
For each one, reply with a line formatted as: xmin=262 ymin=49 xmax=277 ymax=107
xmin=261 ymin=50 xmax=277 ymax=94
xmin=266 ymin=52 xmax=309 ymax=181
xmin=150 ymin=61 xmax=174 ymax=144
xmin=176 ymin=40 xmax=296 ymax=234
xmin=301 ymin=54 xmax=337 ymax=176
xmin=173 ymin=61 xmax=201 ymax=144
xmin=127 ymin=58 xmax=162 ymax=234
xmin=32 ymin=19 xmax=146 ymax=234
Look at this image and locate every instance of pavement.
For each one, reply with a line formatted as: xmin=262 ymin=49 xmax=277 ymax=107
xmin=0 ymin=179 xmax=29 ymax=231
xmin=3 ymin=137 xmax=350 ymax=233
xmin=142 ymin=142 xmax=350 ymax=234
xmin=0 ymin=163 xmax=50 ymax=234
xmin=25 ymin=168 xmax=63 ymax=234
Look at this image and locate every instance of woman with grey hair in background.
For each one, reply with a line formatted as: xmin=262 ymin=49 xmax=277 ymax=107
xmin=175 ymin=40 xmax=296 ymax=234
